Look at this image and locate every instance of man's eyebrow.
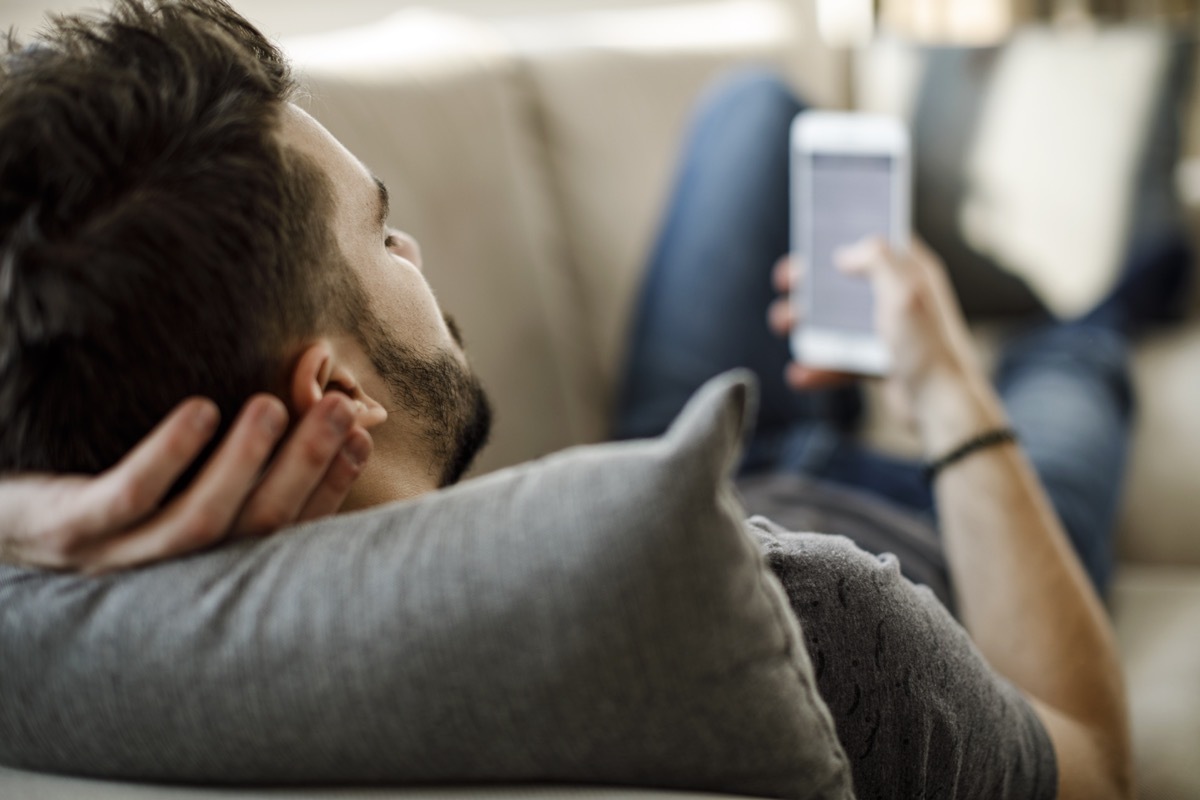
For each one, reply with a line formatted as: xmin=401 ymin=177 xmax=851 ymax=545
xmin=373 ymin=176 xmax=390 ymax=228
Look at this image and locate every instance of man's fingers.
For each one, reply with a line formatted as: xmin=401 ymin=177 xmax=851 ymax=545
xmin=768 ymin=297 xmax=799 ymax=337
xmin=233 ymin=393 xmax=357 ymax=537
xmin=773 ymin=256 xmax=803 ymax=293
xmin=785 ymin=362 xmax=855 ymax=391
xmin=834 ymin=237 xmax=893 ymax=276
xmin=82 ymin=395 xmax=288 ymax=573
xmin=296 ymin=427 xmax=372 ymax=523
xmin=910 ymin=235 xmax=939 ymax=264
xmin=77 ymin=398 xmax=220 ymax=538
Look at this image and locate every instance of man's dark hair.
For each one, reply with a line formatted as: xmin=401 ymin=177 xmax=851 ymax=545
xmin=0 ymin=0 xmax=358 ymax=474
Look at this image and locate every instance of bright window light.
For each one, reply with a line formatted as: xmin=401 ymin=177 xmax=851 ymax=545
xmin=947 ymin=0 xmax=1012 ymax=43
xmin=496 ymin=0 xmax=795 ymax=53
xmin=816 ymin=0 xmax=874 ymax=46
xmin=285 ymin=0 xmax=795 ymax=75
xmin=284 ymin=9 xmax=509 ymax=77
xmin=881 ymin=0 xmax=1014 ymax=44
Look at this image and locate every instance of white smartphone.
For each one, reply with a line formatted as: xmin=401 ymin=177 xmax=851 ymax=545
xmin=790 ymin=111 xmax=911 ymax=376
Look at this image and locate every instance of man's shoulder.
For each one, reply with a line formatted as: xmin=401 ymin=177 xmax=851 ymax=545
xmin=745 ymin=516 xmax=1058 ymax=800
xmin=744 ymin=515 xmax=917 ymax=597
xmin=737 ymin=470 xmax=953 ymax=606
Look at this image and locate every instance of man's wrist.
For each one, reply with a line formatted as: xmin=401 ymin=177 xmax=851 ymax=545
xmin=912 ymin=363 xmax=1008 ymax=460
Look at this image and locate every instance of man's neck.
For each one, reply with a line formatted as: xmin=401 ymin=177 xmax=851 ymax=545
xmin=339 ymin=442 xmax=440 ymax=512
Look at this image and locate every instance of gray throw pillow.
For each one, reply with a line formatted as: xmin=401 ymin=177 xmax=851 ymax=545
xmin=0 ymin=372 xmax=853 ymax=800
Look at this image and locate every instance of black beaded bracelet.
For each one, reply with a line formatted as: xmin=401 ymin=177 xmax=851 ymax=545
xmin=923 ymin=428 xmax=1019 ymax=484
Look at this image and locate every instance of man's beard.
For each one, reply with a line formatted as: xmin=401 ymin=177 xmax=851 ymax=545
xmin=359 ymin=313 xmax=493 ymax=487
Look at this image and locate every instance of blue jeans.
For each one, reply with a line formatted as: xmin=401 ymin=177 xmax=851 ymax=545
xmin=613 ymin=72 xmax=1133 ymax=596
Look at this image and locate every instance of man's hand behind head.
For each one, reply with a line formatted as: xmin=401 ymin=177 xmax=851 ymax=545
xmin=0 ymin=393 xmax=371 ymax=574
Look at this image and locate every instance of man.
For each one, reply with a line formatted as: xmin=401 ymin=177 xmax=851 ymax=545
xmin=0 ymin=0 xmax=492 ymax=567
xmin=2 ymin=1 xmax=1186 ymax=797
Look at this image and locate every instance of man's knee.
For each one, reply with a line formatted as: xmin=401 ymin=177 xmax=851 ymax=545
xmin=692 ymin=69 xmax=806 ymax=140
xmin=997 ymin=324 xmax=1135 ymax=418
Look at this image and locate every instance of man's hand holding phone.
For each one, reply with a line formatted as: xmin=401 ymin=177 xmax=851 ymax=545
xmin=790 ymin=111 xmax=909 ymax=376
xmin=769 ymin=238 xmax=1001 ymax=453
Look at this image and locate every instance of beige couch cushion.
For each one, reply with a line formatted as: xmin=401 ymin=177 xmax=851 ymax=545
xmin=960 ymin=27 xmax=1175 ymax=317
xmin=1119 ymin=322 xmax=1200 ymax=565
xmin=1113 ymin=566 xmax=1200 ymax=799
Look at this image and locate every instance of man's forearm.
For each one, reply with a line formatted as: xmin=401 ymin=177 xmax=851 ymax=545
xmin=919 ymin=364 xmax=1131 ymax=794
xmin=810 ymin=238 xmax=1134 ymax=797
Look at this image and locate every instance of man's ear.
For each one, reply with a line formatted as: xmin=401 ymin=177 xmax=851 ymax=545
xmin=290 ymin=341 xmax=388 ymax=428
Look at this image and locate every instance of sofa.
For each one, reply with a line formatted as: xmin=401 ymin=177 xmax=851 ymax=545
xmin=2 ymin=1 xmax=1197 ymax=797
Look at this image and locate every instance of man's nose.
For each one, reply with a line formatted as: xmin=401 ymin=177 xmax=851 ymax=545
xmin=388 ymin=229 xmax=423 ymax=270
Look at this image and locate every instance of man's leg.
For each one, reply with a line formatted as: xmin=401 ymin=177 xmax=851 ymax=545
xmin=992 ymin=324 xmax=1134 ymax=596
xmin=612 ymin=71 xmax=861 ymax=448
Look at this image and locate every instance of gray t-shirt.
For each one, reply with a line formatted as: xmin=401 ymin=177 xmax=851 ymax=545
xmin=739 ymin=474 xmax=1057 ymax=800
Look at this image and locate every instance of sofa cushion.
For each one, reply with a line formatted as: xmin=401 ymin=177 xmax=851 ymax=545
xmin=856 ymin=25 xmax=1193 ymax=320
xmin=960 ymin=26 xmax=1193 ymax=318
xmin=0 ymin=372 xmax=853 ymax=800
xmin=1112 ymin=564 xmax=1200 ymax=797
xmin=1119 ymin=321 xmax=1200 ymax=565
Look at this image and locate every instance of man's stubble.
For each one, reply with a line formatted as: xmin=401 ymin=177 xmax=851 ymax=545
xmin=359 ymin=310 xmax=493 ymax=488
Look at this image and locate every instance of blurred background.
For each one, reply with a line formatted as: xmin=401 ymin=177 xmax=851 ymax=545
xmin=6 ymin=0 xmax=1200 ymax=202
xmin=5 ymin=0 xmax=1199 ymax=160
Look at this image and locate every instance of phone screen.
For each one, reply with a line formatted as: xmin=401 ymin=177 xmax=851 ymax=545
xmin=804 ymin=153 xmax=894 ymax=335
